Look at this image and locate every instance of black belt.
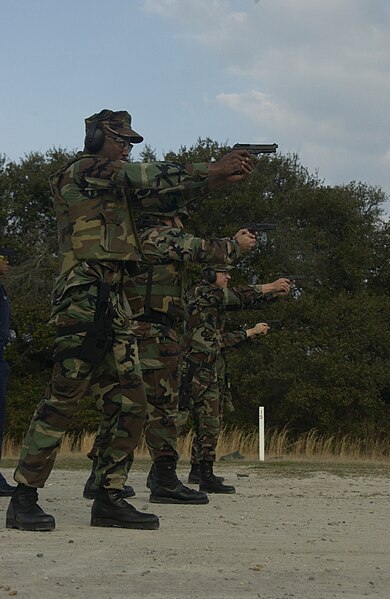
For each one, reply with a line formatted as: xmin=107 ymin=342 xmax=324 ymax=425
xmin=135 ymin=312 xmax=175 ymax=328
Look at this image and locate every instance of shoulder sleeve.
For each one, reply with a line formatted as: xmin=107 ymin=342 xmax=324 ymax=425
xmin=226 ymin=284 xmax=270 ymax=308
xmin=188 ymin=285 xmax=240 ymax=308
xmin=152 ymin=231 xmax=241 ymax=265
xmin=187 ymin=283 xmax=268 ymax=309
xmin=116 ymin=161 xmax=211 ymax=210
xmin=221 ymin=330 xmax=247 ymax=348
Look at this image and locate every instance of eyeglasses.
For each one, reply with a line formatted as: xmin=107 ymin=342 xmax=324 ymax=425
xmin=113 ymin=136 xmax=133 ymax=150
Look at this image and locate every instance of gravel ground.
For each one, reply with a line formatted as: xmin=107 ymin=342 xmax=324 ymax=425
xmin=0 ymin=461 xmax=389 ymax=599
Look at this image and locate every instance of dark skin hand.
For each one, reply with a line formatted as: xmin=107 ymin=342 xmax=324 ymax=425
xmin=234 ymin=228 xmax=257 ymax=252
xmin=207 ymin=150 xmax=254 ymax=188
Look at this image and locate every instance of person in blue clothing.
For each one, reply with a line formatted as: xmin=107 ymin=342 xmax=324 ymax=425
xmin=0 ymin=246 xmax=16 ymax=496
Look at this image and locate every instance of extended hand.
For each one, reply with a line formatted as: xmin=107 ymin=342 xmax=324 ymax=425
xmin=208 ymin=151 xmax=254 ymax=182
xmin=247 ymin=322 xmax=269 ymax=337
xmin=261 ymin=278 xmax=291 ymax=296
xmin=234 ymin=229 xmax=257 ymax=252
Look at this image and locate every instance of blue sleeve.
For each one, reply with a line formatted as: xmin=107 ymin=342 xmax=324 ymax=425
xmin=0 ymin=284 xmax=10 ymax=345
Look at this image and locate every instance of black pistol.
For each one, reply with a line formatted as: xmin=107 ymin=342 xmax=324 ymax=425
xmin=262 ymin=320 xmax=283 ymax=330
xmin=281 ymin=275 xmax=305 ymax=284
xmin=233 ymin=143 xmax=278 ymax=155
xmin=244 ymin=223 xmax=277 ymax=233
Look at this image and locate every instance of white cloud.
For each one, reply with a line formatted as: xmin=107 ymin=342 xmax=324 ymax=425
xmin=216 ymin=91 xmax=300 ymax=134
xmin=142 ymin=0 xmax=390 ymax=199
xmin=216 ymin=91 xmax=347 ymax=145
xmin=384 ymin=149 xmax=390 ymax=165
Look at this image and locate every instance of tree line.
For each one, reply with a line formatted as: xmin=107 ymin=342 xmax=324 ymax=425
xmin=1 ymin=141 xmax=390 ymax=442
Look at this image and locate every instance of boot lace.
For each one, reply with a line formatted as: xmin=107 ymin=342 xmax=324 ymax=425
xmin=20 ymin=486 xmax=39 ymax=505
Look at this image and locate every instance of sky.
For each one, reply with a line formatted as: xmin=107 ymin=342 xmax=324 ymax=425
xmin=1 ymin=0 xmax=390 ymax=211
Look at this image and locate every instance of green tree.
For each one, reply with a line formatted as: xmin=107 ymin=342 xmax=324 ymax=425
xmin=1 ymin=141 xmax=390 ymax=439
xmin=165 ymin=139 xmax=390 ymax=437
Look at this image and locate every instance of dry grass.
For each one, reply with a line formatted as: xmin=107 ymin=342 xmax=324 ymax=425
xmin=265 ymin=427 xmax=390 ymax=463
xmin=3 ymin=426 xmax=389 ymax=463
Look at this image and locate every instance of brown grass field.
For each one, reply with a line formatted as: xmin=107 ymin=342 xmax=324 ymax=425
xmin=3 ymin=426 xmax=389 ymax=464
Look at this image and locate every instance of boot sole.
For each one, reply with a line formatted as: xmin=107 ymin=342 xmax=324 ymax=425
xmin=199 ymin=488 xmax=236 ymax=494
xmin=188 ymin=477 xmax=225 ymax=484
xmin=6 ymin=518 xmax=55 ymax=531
xmin=83 ymin=492 xmax=97 ymax=500
xmin=90 ymin=517 xmax=159 ymax=530
xmin=84 ymin=491 xmax=136 ymax=500
xmin=149 ymin=495 xmax=209 ymax=505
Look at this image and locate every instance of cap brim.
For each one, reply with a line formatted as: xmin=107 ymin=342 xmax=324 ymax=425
xmin=115 ymin=127 xmax=144 ymax=144
xmin=0 ymin=247 xmax=15 ymax=255
xmin=215 ymin=265 xmax=235 ymax=272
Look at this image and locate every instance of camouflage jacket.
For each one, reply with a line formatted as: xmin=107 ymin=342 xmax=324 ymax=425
xmin=124 ymin=219 xmax=241 ymax=321
xmin=182 ymin=282 xmax=272 ymax=363
xmin=50 ymin=153 xmax=211 ymax=276
xmin=220 ymin=329 xmax=248 ymax=349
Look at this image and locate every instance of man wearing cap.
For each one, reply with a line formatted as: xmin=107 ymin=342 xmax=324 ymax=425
xmin=181 ymin=266 xmax=291 ymax=493
xmin=83 ymin=204 xmax=257 ymax=504
xmin=0 ymin=247 xmax=16 ymax=496
xmin=6 ymin=109 xmax=254 ymax=532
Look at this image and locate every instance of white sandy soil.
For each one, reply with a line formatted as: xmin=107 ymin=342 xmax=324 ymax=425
xmin=0 ymin=462 xmax=389 ymax=599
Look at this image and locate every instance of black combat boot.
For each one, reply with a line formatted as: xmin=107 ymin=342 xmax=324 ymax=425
xmin=146 ymin=464 xmax=157 ymax=490
xmin=0 ymin=472 xmax=16 ymax=497
xmin=6 ymin=484 xmax=55 ymax=531
xmin=83 ymin=461 xmax=135 ymax=500
xmin=149 ymin=458 xmax=209 ymax=504
xmin=188 ymin=463 xmax=224 ymax=484
xmin=199 ymin=461 xmax=235 ymax=494
xmin=91 ymin=489 xmax=159 ymax=530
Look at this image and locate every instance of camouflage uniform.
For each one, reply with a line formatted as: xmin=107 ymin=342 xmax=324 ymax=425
xmin=89 ymin=217 xmax=241 ymax=473
xmin=129 ymin=220 xmax=241 ymax=464
xmin=13 ymin=111 xmax=214 ymax=492
xmin=183 ymin=280 xmax=272 ymax=464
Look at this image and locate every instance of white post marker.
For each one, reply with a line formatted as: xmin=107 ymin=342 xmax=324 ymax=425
xmin=258 ymin=406 xmax=265 ymax=461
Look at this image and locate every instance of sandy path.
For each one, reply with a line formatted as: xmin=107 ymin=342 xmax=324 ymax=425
xmin=0 ymin=462 xmax=389 ymax=599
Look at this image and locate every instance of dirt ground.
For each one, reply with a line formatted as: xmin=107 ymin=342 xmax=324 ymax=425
xmin=0 ymin=460 xmax=389 ymax=599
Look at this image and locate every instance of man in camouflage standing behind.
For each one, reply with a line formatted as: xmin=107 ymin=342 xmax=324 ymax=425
xmin=6 ymin=109 xmax=254 ymax=532
xmin=84 ymin=205 xmax=257 ymax=504
xmin=181 ymin=266 xmax=291 ymax=493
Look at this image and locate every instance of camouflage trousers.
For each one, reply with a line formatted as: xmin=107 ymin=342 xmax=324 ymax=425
xmin=188 ymin=358 xmax=220 ymax=464
xmin=89 ymin=319 xmax=181 ymax=472
xmin=135 ymin=320 xmax=181 ymax=462
xmin=217 ymin=352 xmax=235 ymax=416
xmin=14 ymin=262 xmax=146 ymax=490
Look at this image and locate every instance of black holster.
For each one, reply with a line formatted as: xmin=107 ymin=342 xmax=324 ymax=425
xmin=178 ymin=359 xmax=198 ymax=411
xmin=79 ymin=282 xmax=115 ymax=364
xmin=54 ymin=281 xmax=115 ymax=365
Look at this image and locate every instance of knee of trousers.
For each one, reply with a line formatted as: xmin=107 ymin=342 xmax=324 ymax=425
xmin=198 ymin=415 xmax=220 ymax=436
xmin=36 ymin=367 xmax=91 ymax=428
xmin=143 ymin=369 xmax=179 ymax=409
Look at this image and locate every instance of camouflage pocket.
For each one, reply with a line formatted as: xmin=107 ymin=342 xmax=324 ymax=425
xmin=100 ymin=209 xmax=128 ymax=253
xmin=139 ymin=333 xmax=181 ymax=371
xmin=193 ymin=366 xmax=217 ymax=395
xmin=84 ymin=176 xmax=116 ymax=196
xmin=51 ymin=280 xmax=98 ymax=325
